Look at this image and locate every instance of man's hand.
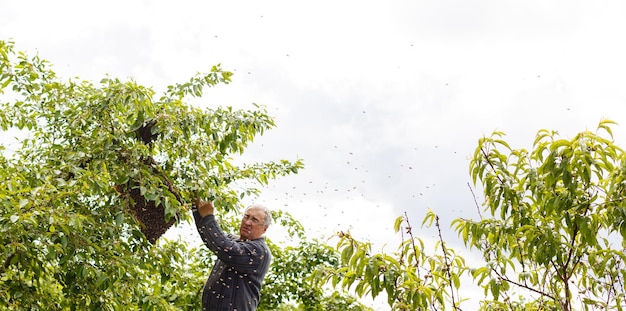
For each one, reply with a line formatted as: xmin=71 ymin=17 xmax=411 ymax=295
xmin=195 ymin=198 xmax=214 ymax=218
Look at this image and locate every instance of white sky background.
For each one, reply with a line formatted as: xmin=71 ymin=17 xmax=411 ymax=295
xmin=3 ymin=0 xmax=626 ymax=309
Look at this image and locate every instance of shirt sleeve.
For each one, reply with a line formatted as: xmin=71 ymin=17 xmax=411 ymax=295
xmin=193 ymin=210 xmax=269 ymax=274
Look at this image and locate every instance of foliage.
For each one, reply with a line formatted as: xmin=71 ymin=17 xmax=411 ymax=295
xmin=313 ymin=212 xmax=467 ymax=310
xmin=454 ymin=119 xmax=626 ymax=310
xmin=5 ymin=39 xmax=626 ymax=311
xmin=316 ymin=120 xmax=626 ymax=311
xmin=260 ymin=240 xmax=373 ymax=311
xmin=0 ymin=40 xmax=310 ymax=309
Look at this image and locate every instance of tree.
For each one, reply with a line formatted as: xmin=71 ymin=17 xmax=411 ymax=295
xmin=317 ymin=120 xmax=625 ymax=311
xmin=0 ymin=39 xmax=312 ymax=309
xmin=456 ymin=120 xmax=626 ymax=310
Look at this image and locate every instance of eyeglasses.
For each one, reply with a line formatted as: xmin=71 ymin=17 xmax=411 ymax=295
xmin=243 ymin=214 xmax=264 ymax=225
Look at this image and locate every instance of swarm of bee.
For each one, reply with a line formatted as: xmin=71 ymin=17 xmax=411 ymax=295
xmin=115 ymin=182 xmax=177 ymax=244
xmin=114 ymin=118 xmax=184 ymax=244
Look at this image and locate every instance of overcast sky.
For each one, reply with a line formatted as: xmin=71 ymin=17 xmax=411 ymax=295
xmin=3 ymin=0 xmax=626 ymax=309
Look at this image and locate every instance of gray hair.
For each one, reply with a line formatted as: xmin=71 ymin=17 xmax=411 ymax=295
xmin=245 ymin=203 xmax=272 ymax=228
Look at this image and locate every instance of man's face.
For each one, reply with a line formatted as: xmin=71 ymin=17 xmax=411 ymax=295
xmin=239 ymin=208 xmax=267 ymax=240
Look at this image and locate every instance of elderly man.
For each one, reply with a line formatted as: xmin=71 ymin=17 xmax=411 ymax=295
xmin=193 ymin=199 xmax=273 ymax=311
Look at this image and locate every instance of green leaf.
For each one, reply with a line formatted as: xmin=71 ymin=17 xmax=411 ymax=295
xmin=393 ymin=216 xmax=403 ymax=232
xmin=490 ymin=279 xmax=500 ymax=300
xmin=115 ymin=213 xmax=125 ymax=226
xmin=451 ymin=273 xmax=460 ymax=289
xmin=341 ymin=243 xmax=354 ymax=264
xmin=130 ymin=110 xmax=145 ymax=131
xmin=96 ymin=274 xmax=108 ymax=287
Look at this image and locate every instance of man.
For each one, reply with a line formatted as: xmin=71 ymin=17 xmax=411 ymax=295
xmin=193 ymin=199 xmax=273 ymax=311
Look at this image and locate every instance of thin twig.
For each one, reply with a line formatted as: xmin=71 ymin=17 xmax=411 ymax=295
xmin=435 ymin=214 xmax=459 ymax=310
xmin=403 ymin=212 xmax=421 ymax=278
xmin=399 ymin=214 xmax=405 ymax=267
xmin=480 ymin=147 xmax=506 ymax=185
xmin=491 ymin=267 xmax=557 ymax=301
xmin=466 ymin=182 xmax=483 ymax=220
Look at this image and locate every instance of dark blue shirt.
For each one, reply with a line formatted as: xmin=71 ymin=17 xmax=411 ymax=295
xmin=194 ymin=211 xmax=272 ymax=311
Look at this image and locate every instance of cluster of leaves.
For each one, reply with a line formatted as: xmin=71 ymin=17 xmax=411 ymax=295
xmin=454 ymin=119 xmax=626 ymax=310
xmin=260 ymin=240 xmax=373 ymax=311
xmin=0 ymin=40 xmax=319 ymax=309
xmin=312 ymin=211 xmax=467 ymax=310
xmin=313 ymin=120 xmax=625 ymax=311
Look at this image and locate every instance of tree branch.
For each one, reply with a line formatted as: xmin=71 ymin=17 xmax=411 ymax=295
xmin=466 ymin=182 xmax=483 ymax=220
xmin=435 ymin=215 xmax=460 ymax=310
xmin=480 ymin=146 xmax=506 ymax=185
xmin=403 ymin=212 xmax=421 ymax=279
xmin=491 ymin=267 xmax=557 ymax=301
